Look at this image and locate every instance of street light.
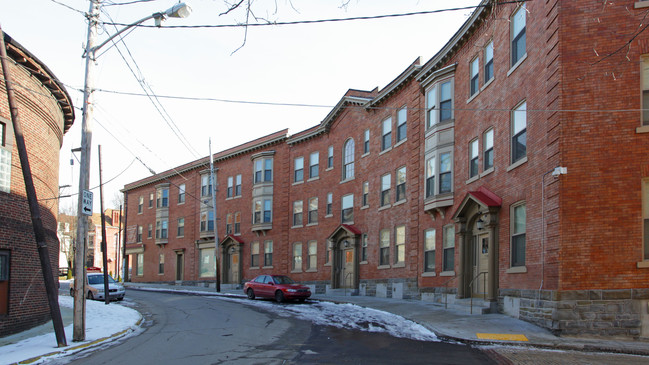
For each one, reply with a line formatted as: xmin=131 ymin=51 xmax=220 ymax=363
xmin=73 ymin=0 xmax=191 ymax=342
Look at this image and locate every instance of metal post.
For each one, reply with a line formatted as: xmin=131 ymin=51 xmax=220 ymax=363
xmin=98 ymin=146 xmax=110 ymax=305
xmin=116 ymin=204 xmax=122 ymax=281
xmin=0 ymin=26 xmax=67 ymax=347
xmin=73 ymin=0 xmax=101 ymax=342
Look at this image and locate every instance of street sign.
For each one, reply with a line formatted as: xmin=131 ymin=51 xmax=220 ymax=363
xmin=82 ymin=190 xmax=93 ymax=216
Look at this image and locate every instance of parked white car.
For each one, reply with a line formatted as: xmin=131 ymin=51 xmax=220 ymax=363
xmin=70 ymin=270 xmax=125 ymax=301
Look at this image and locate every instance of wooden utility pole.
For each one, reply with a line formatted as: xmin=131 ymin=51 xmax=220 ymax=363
xmin=99 ymin=146 xmax=110 ymax=305
xmin=0 ymin=26 xmax=67 ymax=347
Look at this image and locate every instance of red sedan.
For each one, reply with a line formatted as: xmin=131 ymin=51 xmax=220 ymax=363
xmin=243 ymin=275 xmax=311 ymax=303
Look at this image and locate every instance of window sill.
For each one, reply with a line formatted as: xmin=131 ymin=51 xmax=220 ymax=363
xmin=394 ymin=139 xmax=407 ymax=149
xmin=362 ymin=152 xmax=370 ymax=158
xmin=378 ymin=204 xmax=392 ymax=211
xmin=307 ymin=176 xmax=320 ymax=182
xmin=507 ymin=53 xmax=528 ymax=77
xmin=440 ymin=270 xmax=455 ymax=277
xmin=361 ymin=205 xmax=369 ymax=210
xmin=177 ymin=201 xmax=185 ymax=206
xmin=422 ymin=271 xmax=437 ymax=277
xmin=481 ymin=77 xmax=494 ymax=92
xmin=177 ymin=235 xmax=184 ymax=239
xmin=306 ymin=222 xmax=318 ymax=227
xmin=325 ymin=263 xmax=332 ymax=267
xmin=292 ymin=181 xmax=304 ymax=186
xmin=249 ymin=267 xmax=260 ymax=270
xmin=506 ymin=266 xmax=527 ymax=274
xmin=291 ymin=225 xmax=304 ymax=229
xmin=379 ymin=147 xmax=392 ymax=156
xmin=377 ymin=265 xmax=391 ymax=270
xmin=466 ymin=175 xmax=479 ymax=185
xmin=325 ymin=214 xmax=333 ymax=218
xmin=306 ymin=268 xmax=317 ymax=273
xmin=392 ymin=262 xmax=405 ymax=268
xmin=466 ymin=90 xmax=479 ymax=104
xmin=340 ymin=177 xmax=355 ymax=185
xmin=393 ymin=199 xmax=406 ymax=207
xmin=291 ymin=269 xmax=303 ymax=274
xmin=325 ymin=167 xmax=333 ymax=172
xmin=637 ymin=261 xmax=649 ymax=268
xmin=636 ymin=125 xmax=649 ymax=133
xmin=480 ymin=167 xmax=494 ymax=177
xmin=507 ymin=156 xmax=528 ymax=172
xmin=635 ymin=1 xmax=649 ymax=8
xmin=360 ymin=261 xmax=368 ymax=265
xmin=262 ymin=266 xmax=274 ymax=269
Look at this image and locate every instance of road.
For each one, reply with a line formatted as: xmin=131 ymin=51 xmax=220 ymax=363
xmin=55 ymin=290 xmax=495 ymax=364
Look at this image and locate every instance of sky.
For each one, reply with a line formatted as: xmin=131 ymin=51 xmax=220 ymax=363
xmin=0 ymin=0 xmax=481 ymax=213
xmin=1 ymin=288 xmax=438 ymax=364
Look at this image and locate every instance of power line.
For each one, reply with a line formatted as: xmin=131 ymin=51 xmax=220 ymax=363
xmin=47 ymin=0 xmax=86 ymax=16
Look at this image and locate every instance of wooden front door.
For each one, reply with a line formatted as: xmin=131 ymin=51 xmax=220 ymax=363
xmin=340 ymin=248 xmax=354 ymax=288
xmin=175 ymin=252 xmax=184 ymax=281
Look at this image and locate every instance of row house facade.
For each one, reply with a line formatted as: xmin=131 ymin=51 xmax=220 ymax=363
xmin=122 ymin=0 xmax=649 ymax=338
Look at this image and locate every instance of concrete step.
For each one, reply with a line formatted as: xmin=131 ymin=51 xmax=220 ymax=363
xmin=325 ymin=288 xmax=359 ymax=296
xmin=445 ymin=297 xmax=492 ymax=315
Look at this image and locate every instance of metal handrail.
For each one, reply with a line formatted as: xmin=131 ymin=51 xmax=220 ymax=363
xmin=468 ymin=271 xmax=487 ymax=314
xmin=344 ymin=272 xmax=352 ymax=296
xmin=441 ymin=276 xmax=458 ymax=309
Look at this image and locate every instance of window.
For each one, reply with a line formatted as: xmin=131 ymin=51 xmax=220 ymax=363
xmin=327 ymin=145 xmax=334 ymax=169
xmin=254 ymin=158 xmax=273 ymax=183
xmin=308 ymin=197 xmax=318 ymax=224
xmin=251 ymin=242 xmax=260 ymax=267
xmin=395 ymin=225 xmax=405 ymax=264
xmin=470 ymin=57 xmax=479 ymax=97
xmin=484 ymin=129 xmax=494 ymax=171
xmin=485 ymin=40 xmax=494 ymax=82
xmin=0 ymin=122 xmax=10 ymax=193
xmin=178 ymin=183 xmax=186 ymax=204
xmin=254 ymin=160 xmax=263 ymax=183
xmin=426 ymin=80 xmax=453 ymax=128
xmin=148 ymin=224 xmax=153 ymax=239
xmin=425 ymin=157 xmax=435 ymax=198
xmin=227 ymin=176 xmax=234 ymax=198
xmin=293 ymin=243 xmax=302 ymax=271
xmin=235 ymin=174 xmax=242 ymax=196
xmin=511 ymin=4 xmax=526 ymax=66
xmin=201 ymin=175 xmax=212 ymax=197
xmin=643 ymin=55 xmax=649 ymax=125
xmin=199 ymin=249 xmax=215 ymax=277
xmin=200 ymin=211 xmax=214 ymax=232
xmin=363 ymin=129 xmax=370 ymax=154
xmin=263 ymin=200 xmax=272 ymax=223
xmin=381 ymin=174 xmax=391 ymax=207
xmin=343 ymin=139 xmax=355 ymax=180
xmin=177 ymin=218 xmax=184 ymax=237
xmin=0 ymin=250 xmax=9 ymax=315
xmin=643 ymin=179 xmax=649 ymax=260
xmin=511 ymin=203 xmax=526 ymax=267
xmin=424 ymin=229 xmax=436 ymax=272
xmin=149 ymin=193 xmax=154 ymax=208
xmin=156 ymin=219 xmax=168 ymax=239
xmin=379 ymin=229 xmax=390 ymax=266
xmin=326 ymin=193 xmax=333 ymax=216
xmin=381 ymin=118 xmax=392 ymax=151
xmin=309 ymin=152 xmax=319 ymax=178
xmin=226 ymin=213 xmax=233 ymax=234
xmin=157 ymin=188 xmax=169 ymax=208
xmin=264 ymin=159 xmax=273 ymax=181
xmin=307 ymin=241 xmax=317 ymax=270
xmin=253 ymin=200 xmax=262 ymax=224
xmin=234 ymin=212 xmax=241 ymax=234
xmin=443 ymin=225 xmax=455 ymax=272
xmin=341 ymin=194 xmax=353 ymax=224
xmin=396 ymin=167 xmax=406 ymax=202
xmin=138 ymin=196 xmax=143 ymax=213
xmin=362 ymin=181 xmax=369 ymax=207
xmin=397 ymin=107 xmax=407 ymax=143
xmin=264 ymin=241 xmax=273 ymax=267
xmin=294 ymin=157 xmax=304 ymax=182
xmin=469 ymin=139 xmax=479 ymax=178
xmin=361 ymin=234 xmax=368 ymax=262
xmin=159 ymin=254 xmax=164 ymax=275
xmin=439 ymin=153 xmax=452 ymax=194
xmin=512 ymin=101 xmax=527 ymax=164
xmin=137 ymin=225 xmax=143 ymax=242
xmin=253 ymin=199 xmax=272 ymax=224
xmin=293 ymin=200 xmax=303 ymax=226
xmin=136 ymin=254 xmax=143 ymax=276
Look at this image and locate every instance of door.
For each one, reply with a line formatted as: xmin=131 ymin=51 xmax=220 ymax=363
xmin=176 ymin=253 xmax=184 ymax=281
xmin=229 ymin=252 xmax=239 ymax=284
xmin=472 ymin=233 xmax=489 ymax=297
xmin=340 ymin=248 xmax=354 ymax=288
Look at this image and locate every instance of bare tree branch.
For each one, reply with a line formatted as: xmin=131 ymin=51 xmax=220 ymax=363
xmin=220 ymin=0 xmax=246 ymax=16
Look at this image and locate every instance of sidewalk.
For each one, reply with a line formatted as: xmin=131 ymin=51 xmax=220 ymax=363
xmin=124 ymin=282 xmax=649 ymax=356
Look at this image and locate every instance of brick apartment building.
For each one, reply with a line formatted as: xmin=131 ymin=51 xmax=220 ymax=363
xmin=0 ymin=33 xmax=74 ymax=336
xmin=122 ymin=0 xmax=649 ymax=337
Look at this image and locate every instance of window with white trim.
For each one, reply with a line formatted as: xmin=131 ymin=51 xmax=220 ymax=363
xmin=200 ymin=211 xmax=214 ymax=232
xmin=292 ymin=242 xmax=302 ymax=271
xmin=362 ymin=181 xmax=369 ymax=207
xmin=254 ymin=158 xmax=273 ymax=184
xmin=425 ymin=157 xmax=435 ymax=198
xmin=642 ymin=55 xmax=649 ymax=125
xmin=469 ymin=139 xmax=479 ymax=178
xmin=156 ymin=219 xmax=168 ymax=239
xmin=470 ymin=57 xmax=479 ymax=97
xmin=382 ymin=117 xmax=392 ymax=151
xmin=293 ymin=200 xmax=303 ymax=226
xmin=234 ymin=212 xmax=241 ymax=234
xmin=511 ymin=4 xmax=526 ymax=66
xmin=159 ymin=253 xmax=164 ymax=275
xmin=226 ymin=213 xmax=233 ymax=234
xmin=309 ymin=152 xmax=319 ymax=178
xmin=381 ymin=173 xmax=391 ymax=207
xmin=379 ymin=229 xmax=390 ymax=266
xmin=138 ymin=196 xmax=143 ymax=213
xmin=643 ymin=179 xmax=649 ymax=260
xmin=511 ymin=101 xmax=527 ymax=164
xmin=396 ymin=166 xmax=406 ymax=202
xmin=327 ymin=145 xmax=334 ymax=169
xmin=439 ymin=152 xmax=452 ymax=193
xmin=361 ymin=234 xmax=368 ymax=262
xmin=148 ymin=224 xmax=152 ymax=239
xmin=264 ymin=240 xmax=273 ymax=267
xmin=227 ymin=176 xmax=234 ymax=198
xmin=343 ymin=139 xmax=355 ymax=180
xmin=483 ymin=129 xmax=494 ymax=171
xmin=251 ymin=241 xmax=259 ymax=267
xmin=308 ymin=197 xmax=318 ymax=224
xmin=326 ymin=192 xmax=333 ymax=216
xmin=137 ymin=225 xmax=143 ymax=242
xmin=442 ymin=225 xmax=455 ymax=271
xmin=235 ymin=174 xmax=241 ymax=196
xmin=177 ymin=217 xmax=184 ymax=237
xmin=426 ymin=80 xmax=454 ymax=128
xmin=395 ymin=225 xmax=405 ymax=264
xmin=396 ymin=107 xmax=407 ymax=143
xmin=253 ymin=199 xmax=272 ymax=224
xmin=307 ymin=240 xmax=317 ymax=270
xmin=424 ymin=229 xmax=436 ymax=272
xmin=341 ymin=194 xmax=353 ymax=224
xmin=0 ymin=121 xmax=10 ymax=193
xmin=511 ymin=202 xmax=526 ymax=267
xmin=294 ymin=157 xmax=304 ymax=183
xmin=363 ymin=129 xmax=370 ymax=154
xmin=201 ymin=175 xmax=212 ymax=197
xmin=178 ymin=183 xmax=186 ymax=204
xmin=485 ymin=40 xmax=494 ymax=83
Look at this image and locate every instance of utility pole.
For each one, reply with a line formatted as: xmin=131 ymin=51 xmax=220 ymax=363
xmin=98 ymin=146 xmax=110 ymax=305
xmin=210 ymin=139 xmax=220 ymax=292
xmin=0 ymin=26 xmax=67 ymax=347
xmin=73 ymin=0 xmax=101 ymax=342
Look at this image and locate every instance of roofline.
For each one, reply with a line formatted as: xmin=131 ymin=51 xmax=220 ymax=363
xmin=367 ymin=57 xmax=421 ymax=108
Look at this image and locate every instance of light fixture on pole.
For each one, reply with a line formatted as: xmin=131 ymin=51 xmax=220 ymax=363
xmin=73 ymin=1 xmax=191 ymax=342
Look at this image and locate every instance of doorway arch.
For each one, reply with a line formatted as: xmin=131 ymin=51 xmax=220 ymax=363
xmin=327 ymin=224 xmax=361 ymax=290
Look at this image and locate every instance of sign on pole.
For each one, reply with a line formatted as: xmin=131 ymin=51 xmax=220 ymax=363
xmin=82 ymin=190 xmax=93 ymax=216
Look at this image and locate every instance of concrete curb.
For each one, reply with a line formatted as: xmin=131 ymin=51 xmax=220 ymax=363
xmin=10 ymin=317 xmax=144 ymax=365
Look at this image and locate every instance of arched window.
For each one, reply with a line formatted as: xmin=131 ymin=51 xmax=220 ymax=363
xmin=343 ymin=139 xmax=355 ymax=180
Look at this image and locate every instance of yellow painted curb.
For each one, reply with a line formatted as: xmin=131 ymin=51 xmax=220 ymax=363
xmin=476 ymin=333 xmax=529 ymax=341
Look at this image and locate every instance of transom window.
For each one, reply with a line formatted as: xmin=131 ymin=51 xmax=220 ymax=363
xmin=382 ymin=118 xmax=392 ymax=151
xmin=343 ymin=139 xmax=355 ymax=180
xmin=511 ymin=4 xmax=527 ymax=66
xmin=470 ymin=57 xmax=479 ymax=96
xmin=483 ymin=129 xmax=494 ymax=170
xmin=512 ymin=101 xmax=527 ymax=164
xmin=469 ymin=139 xmax=479 ymax=178
xmin=396 ymin=107 xmax=407 ymax=143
